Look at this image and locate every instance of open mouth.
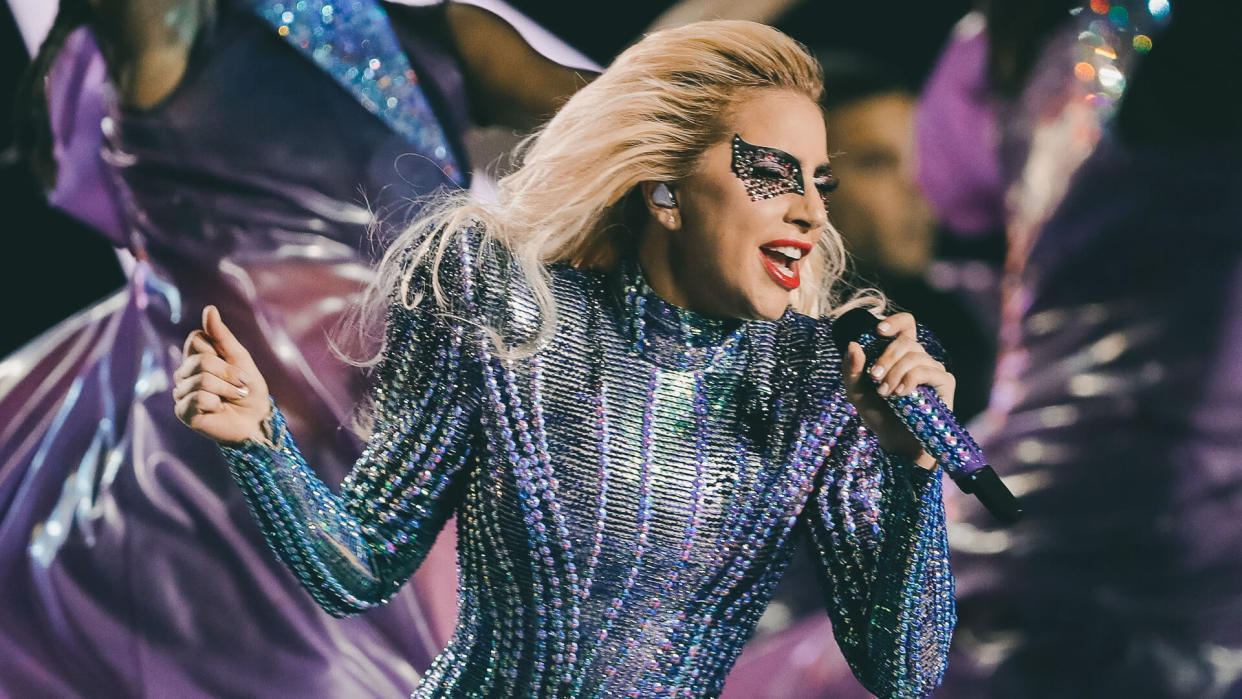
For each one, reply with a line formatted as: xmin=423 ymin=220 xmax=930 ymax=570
xmin=759 ymin=240 xmax=811 ymax=290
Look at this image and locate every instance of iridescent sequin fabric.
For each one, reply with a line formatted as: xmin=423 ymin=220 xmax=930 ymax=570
xmin=253 ymin=0 xmax=465 ymax=184
xmin=221 ymin=233 xmax=955 ymax=697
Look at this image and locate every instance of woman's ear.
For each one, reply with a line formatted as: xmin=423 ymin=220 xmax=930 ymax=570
xmin=640 ymin=181 xmax=681 ymax=231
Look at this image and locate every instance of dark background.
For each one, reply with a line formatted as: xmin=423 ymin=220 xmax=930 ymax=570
xmin=1 ymin=3 xmax=124 ymax=357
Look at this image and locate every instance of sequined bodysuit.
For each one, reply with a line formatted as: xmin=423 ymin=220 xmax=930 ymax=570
xmin=222 ymin=234 xmax=955 ymax=698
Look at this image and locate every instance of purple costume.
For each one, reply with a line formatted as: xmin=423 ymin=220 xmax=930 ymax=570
xmin=0 ymin=1 xmax=471 ymax=695
xmin=917 ymin=5 xmax=1242 ymax=697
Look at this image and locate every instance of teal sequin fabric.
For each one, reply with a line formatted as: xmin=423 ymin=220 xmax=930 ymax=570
xmin=221 ymin=233 xmax=955 ymax=697
xmin=252 ymin=0 xmax=465 ymax=184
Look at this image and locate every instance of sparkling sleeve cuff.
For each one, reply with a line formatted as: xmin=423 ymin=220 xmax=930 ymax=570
xmin=220 ymin=401 xmax=386 ymax=616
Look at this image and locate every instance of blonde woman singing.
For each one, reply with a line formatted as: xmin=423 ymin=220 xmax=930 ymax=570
xmin=175 ymin=20 xmax=956 ymax=698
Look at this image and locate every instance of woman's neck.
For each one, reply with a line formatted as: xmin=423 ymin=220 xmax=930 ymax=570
xmin=615 ymin=253 xmax=748 ymax=372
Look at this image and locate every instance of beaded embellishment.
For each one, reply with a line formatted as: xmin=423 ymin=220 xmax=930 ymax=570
xmin=620 ymin=260 xmax=746 ymax=371
xmin=218 ymin=233 xmax=955 ymax=698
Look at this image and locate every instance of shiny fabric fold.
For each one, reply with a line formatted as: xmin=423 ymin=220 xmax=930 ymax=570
xmin=0 ymin=1 xmax=471 ymax=694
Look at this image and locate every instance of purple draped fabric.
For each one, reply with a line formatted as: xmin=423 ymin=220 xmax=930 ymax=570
xmin=724 ymin=4 xmax=1242 ymax=696
xmin=913 ymin=14 xmax=1005 ymax=240
xmin=925 ymin=6 xmax=1242 ymax=697
xmin=943 ymin=132 xmax=1242 ymax=698
xmin=0 ymin=2 xmax=471 ymax=695
xmin=42 ymin=30 xmax=125 ymax=245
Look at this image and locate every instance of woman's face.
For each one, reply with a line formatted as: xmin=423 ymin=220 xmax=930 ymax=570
xmin=643 ymin=89 xmax=833 ymax=321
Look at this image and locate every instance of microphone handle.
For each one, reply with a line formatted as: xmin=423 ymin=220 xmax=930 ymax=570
xmin=855 ymin=330 xmax=1023 ymax=524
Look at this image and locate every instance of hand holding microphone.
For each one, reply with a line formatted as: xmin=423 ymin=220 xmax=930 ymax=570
xmin=835 ymin=309 xmax=1022 ymax=524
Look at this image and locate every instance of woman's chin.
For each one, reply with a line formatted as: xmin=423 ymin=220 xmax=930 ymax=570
xmin=742 ymin=293 xmax=792 ymax=321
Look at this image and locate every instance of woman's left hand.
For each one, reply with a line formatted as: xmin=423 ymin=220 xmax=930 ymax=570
xmin=841 ymin=312 xmax=956 ymax=470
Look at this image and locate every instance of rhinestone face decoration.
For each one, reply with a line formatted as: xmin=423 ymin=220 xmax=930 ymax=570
xmin=219 ymin=231 xmax=955 ymax=698
xmin=731 ymin=133 xmax=806 ymax=201
xmin=730 ymin=134 xmax=838 ymax=207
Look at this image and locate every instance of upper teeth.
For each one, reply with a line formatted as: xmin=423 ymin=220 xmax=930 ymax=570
xmin=766 ymin=245 xmax=804 ymax=260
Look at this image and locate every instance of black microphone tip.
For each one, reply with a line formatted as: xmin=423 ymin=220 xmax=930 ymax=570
xmin=957 ymin=466 xmax=1024 ymax=525
xmin=831 ymin=308 xmax=882 ymax=354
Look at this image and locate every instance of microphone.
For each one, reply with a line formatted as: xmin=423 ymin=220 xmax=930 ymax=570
xmin=832 ymin=308 xmax=1022 ymax=524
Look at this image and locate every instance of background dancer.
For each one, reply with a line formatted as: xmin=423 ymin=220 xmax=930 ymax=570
xmin=0 ymin=0 xmax=588 ymax=695
xmin=915 ymin=2 xmax=1242 ymax=695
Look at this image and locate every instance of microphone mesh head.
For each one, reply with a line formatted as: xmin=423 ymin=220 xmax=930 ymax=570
xmin=831 ymin=308 xmax=881 ymax=353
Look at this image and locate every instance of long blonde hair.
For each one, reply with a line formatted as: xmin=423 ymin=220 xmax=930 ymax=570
xmin=353 ymin=20 xmax=869 ymax=364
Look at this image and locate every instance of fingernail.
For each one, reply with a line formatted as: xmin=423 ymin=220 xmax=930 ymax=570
xmin=871 ymin=365 xmax=886 ymax=379
xmin=878 ymin=382 xmax=890 ymax=396
xmin=877 ymin=322 xmax=892 ymax=334
xmin=895 ymin=384 xmax=906 ymax=395
xmin=237 ymin=386 xmax=250 ymax=398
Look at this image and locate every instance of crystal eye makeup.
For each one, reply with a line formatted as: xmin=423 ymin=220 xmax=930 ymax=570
xmin=730 ymin=134 xmax=835 ymax=207
xmin=731 ymin=134 xmax=805 ymax=200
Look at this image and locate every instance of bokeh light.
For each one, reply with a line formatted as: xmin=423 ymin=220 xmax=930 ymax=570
xmin=1098 ymin=64 xmax=1125 ymax=91
xmin=1078 ymin=30 xmax=1104 ymax=47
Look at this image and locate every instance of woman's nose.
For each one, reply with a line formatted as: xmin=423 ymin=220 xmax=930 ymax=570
xmin=787 ymin=186 xmax=827 ymax=232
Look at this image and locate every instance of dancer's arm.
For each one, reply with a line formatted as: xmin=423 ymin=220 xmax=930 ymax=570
xmin=439 ymin=2 xmax=596 ymax=129
xmin=803 ymin=313 xmax=956 ymax=697
xmin=174 ymin=239 xmax=482 ymax=617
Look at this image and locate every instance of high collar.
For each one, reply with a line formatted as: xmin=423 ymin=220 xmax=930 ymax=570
xmin=612 ymin=258 xmax=749 ymax=371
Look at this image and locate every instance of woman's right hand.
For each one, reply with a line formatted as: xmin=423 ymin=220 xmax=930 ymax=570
xmin=173 ymin=305 xmax=272 ymax=445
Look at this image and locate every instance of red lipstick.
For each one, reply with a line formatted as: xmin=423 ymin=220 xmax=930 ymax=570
xmin=758 ymin=239 xmax=811 ymax=291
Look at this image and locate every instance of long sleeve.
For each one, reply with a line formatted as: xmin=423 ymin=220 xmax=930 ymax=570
xmin=219 ymin=241 xmax=482 ymax=618
xmin=804 ymin=409 xmax=955 ymax=698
